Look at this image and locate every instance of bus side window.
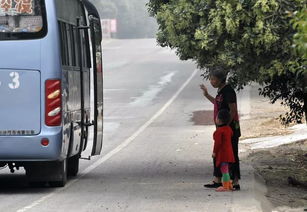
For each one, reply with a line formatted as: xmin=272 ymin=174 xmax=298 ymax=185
xmin=84 ymin=28 xmax=91 ymax=68
xmin=73 ymin=25 xmax=80 ymax=68
xmin=58 ymin=21 xmax=69 ymax=66
xmin=69 ymin=24 xmax=76 ymax=67
xmin=80 ymin=31 xmax=89 ymax=69
xmin=59 ymin=21 xmax=80 ymax=68
xmin=63 ymin=22 xmax=69 ymax=66
xmin=66 ymin=24 xmax=73 ymax=67
xmin=79 ymin=16 xmax=91 ymax=69
xmin=58 ymin=22 xmax=64 ymax=65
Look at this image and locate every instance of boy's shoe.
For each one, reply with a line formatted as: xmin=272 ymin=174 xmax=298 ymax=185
xmin=204 ymin=181 xmax=222 ymax=188
xmin=215 ymin=186 xmax=233 ymax=192
xmin=233 ymin=184 xmax=240 ymax=191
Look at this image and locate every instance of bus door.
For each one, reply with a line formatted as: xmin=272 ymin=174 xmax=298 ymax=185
xmin=89 ymin=15 xmax=103 ymax=156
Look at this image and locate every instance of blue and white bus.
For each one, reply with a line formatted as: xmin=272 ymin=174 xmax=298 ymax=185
xmin=0 ymin=0 xmax=103 ymax=187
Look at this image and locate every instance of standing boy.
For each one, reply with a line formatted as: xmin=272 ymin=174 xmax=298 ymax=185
xmin=213 ymin=109 xmax=235 ymax=192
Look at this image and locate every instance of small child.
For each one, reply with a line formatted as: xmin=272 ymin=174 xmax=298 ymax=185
xmin=212 ymin=109 xmax=235 ymax=192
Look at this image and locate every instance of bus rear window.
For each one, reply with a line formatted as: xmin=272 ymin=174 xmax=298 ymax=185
xmin=0 ymin=0 xmax=47 ymax=40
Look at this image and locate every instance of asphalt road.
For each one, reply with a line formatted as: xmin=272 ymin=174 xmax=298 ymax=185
xmin=0 ymin=39 xmax=267 ymax=212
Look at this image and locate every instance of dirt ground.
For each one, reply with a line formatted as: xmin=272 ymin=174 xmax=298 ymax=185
xmin=239 ymin=85 xmax=307 ymax=210
xmin=239 ymin=85 xmax=294 ymax=140
xmin=247 ymin=141 xmax=307 ymax=210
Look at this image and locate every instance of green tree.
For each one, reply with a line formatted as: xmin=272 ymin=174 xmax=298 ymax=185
xmin=291 ymin=6 xmax=307 ymax=122
xmin=148 ymin=0 xmax=307 ymax=125
xmin=292 ymin=7 xmax=307 ymax=59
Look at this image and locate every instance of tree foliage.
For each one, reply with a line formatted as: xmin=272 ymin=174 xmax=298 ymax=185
xmin=148 ymin=0 xmax=307 ymax=125
xmin=292 ymin=6 xmax=307 ymax=59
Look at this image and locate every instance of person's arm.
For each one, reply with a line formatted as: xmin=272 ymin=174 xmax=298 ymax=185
xmin=200 ymin=84 xmax=215 ymax=104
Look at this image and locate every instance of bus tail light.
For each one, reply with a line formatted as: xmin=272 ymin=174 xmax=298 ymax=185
xmin=41 ymin=138 xmax=49 ymax=146
xmin=45 ymin=80 xmax=62 ymax=126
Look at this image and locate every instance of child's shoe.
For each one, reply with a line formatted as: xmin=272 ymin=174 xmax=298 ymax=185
xmin=215 ymin=181 xmax=233 ymax=192
xmin=229 ymin=180 xmax=234 ymax=190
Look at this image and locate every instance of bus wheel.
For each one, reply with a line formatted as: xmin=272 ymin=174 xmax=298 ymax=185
xmin=49 ymin=159 xmax=67 ymax=187
xmin=67 ymin=154 xmax=79 ymax=176
xmin=29 ymin=181 xmax=47 ymax=188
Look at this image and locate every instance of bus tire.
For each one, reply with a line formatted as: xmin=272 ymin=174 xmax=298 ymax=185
xmin=67 ymin=154 xmax=79 ymax=176
xmin=29 ymin=181 xmax=47 ymax=188
xmin=49 ymin=159 xmax=67 ymax=187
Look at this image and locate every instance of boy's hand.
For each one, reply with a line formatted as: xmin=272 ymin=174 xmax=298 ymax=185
xmin=212 ymin=153 xmax=216 ymax=158
xmin=200 ymin=84 xmax=209 ymax=96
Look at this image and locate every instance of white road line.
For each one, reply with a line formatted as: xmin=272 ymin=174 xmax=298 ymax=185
xmin=104 ymin=88 xmax=127 ymax=91
xmin=130 ymin=71 xmax=177 ymax=107
xmin=16 ymin=69 xmax=198 ymax=212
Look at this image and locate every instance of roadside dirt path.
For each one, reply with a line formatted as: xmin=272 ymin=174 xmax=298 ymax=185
xmin=240 ymin=85 xmax=307 ymax=210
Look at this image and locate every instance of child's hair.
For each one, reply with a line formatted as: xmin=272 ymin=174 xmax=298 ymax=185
xmin=209 ymin=66 xmax=228 ymax=83
xmin=217 ymin=109 xmax=231 ymax=124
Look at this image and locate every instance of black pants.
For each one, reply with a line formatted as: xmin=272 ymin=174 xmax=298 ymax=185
xmin=213 ymin=136 xmax=241 ymax=180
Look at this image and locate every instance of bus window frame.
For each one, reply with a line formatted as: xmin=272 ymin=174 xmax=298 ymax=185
xmin=0 ymin=0 xmax=48 ymax=40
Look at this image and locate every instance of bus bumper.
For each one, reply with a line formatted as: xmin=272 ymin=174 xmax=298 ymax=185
xmin=0 ymin=127 xmax=63 ymax=161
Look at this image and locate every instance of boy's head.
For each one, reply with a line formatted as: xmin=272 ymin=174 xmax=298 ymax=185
xmin=216 ymin=109 xmax=230 ymax=125
xmin=209 ymin=67 xmax=228 ymax=88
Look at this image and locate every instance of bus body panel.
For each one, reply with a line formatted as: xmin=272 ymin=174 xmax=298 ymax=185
xmin=0 ymin=69 xmax=41 ymax=135
xmin=0 ymin=40 xmax=41 ymax=70
xmin=0 ymin=127 xmax=62 ymax=161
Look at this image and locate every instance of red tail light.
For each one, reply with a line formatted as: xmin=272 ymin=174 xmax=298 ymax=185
xmin=45 ymin=80 xmax=62 ymax=126
xmin=41 ymin=138 xmax=49 ymax=146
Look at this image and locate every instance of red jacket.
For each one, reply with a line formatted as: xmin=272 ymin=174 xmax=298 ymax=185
xmin=213 ymin=126 xmax=235 ymax=167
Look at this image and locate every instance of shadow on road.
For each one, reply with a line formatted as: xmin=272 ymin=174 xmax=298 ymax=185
xmin=0 ymin=171 xmax=76 ymax=194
